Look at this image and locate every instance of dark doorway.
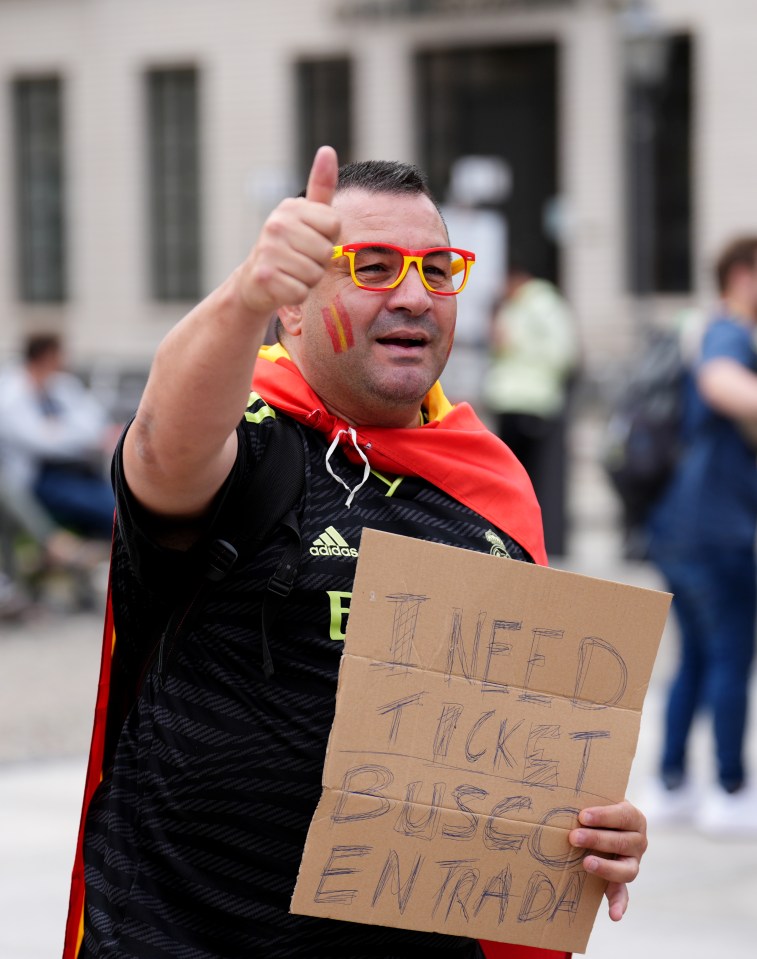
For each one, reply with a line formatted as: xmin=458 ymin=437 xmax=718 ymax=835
xmin=296 ymin=58 xmax=353 ymax=183
xmin=625 ymin=34 xmax=693 ymax=295
xmin=416 ymin=43 xmax=559 ymax=282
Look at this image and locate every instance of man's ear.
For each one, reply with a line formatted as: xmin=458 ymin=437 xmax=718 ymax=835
xmin=278 ymin=304 xmax=303 ymax=337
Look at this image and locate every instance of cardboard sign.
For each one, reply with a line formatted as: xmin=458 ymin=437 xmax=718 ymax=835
xmin=291 ymin=530 xmax=671 ymax=953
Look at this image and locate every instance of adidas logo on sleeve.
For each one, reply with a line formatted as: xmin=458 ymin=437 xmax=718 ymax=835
xmin=309 ymin=526 xmax=359 ymax=558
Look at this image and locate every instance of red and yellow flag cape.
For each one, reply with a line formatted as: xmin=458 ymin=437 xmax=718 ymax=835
xmin=63 ymin=570 xmax=116 ymax=958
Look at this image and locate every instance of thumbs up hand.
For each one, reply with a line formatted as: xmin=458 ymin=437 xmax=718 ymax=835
xmin=237 ymin=146 xmax=340 ymax=317
xmin=304 ymin=144 xmax=339 ymax=206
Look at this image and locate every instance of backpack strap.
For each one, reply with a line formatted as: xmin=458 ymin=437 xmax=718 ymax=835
xmin=229 ymin=411 xmax=305 ymax=549
xmin=238 ymin=412 xmax=305 ymax=678
xmin=260 ymin=507 xmax=302 ymax=677
xmin=158 ymin=412 xmax=305 ymax=681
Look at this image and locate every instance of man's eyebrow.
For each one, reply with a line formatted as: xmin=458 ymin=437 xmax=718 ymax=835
xmin=358 ymin=244 xmax=395 ymax=253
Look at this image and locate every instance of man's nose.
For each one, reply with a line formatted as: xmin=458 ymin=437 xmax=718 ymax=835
xmin=384 ymin=262 xmax=433 ymax=314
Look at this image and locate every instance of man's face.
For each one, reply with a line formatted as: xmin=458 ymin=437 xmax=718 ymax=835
xmin=729 ymin=258 xmax=757 ymax=320
xmin=37 ymin=346 xmax=64 ymax=380
xmin=283 ymin=187 xmax=458 ymax=428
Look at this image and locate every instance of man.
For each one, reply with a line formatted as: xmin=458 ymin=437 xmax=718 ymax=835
xmin=644 ymin=235 xmax=757 ymax=837
xmin=0 ymin=333 xmax=115 ymax=540
xmin=66 ymin=147 xmax=647 ymax=958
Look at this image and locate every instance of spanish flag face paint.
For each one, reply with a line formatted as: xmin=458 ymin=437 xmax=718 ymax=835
xmin=322 ymin=294 xmax=355 ymax=353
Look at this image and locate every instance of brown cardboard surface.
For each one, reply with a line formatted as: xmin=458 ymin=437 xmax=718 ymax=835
xmin=291 ymin=530 xmax=671 ymax=953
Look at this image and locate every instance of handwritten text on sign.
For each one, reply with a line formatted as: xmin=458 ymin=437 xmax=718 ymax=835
xmin=291 ymin=530 xmax=670 ymax=954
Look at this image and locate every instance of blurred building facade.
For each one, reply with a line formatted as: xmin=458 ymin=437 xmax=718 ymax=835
xmin=0 ymin=0 xmax=753 ymax=390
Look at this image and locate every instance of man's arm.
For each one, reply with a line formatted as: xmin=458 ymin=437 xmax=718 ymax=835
xmin=123 ymin=146 xmax=339 ymax=520
xmin=568 ymin=799 xmax=648 ymax=921
xmin=698 ymin=356 xmax=757 ymax=420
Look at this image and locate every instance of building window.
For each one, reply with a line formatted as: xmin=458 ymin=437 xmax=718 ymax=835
xmin=13 ymin=77 xmax=66 ymax=302
xmin=296 ymin=58 xmax=352 ymax=184
xmin=625 ymin=34 xmax=693 ymax=295
xmin=147 ymin=67 xmax=201 ymax=300
xmin=416 ymin=45 xmax=559 ymax=284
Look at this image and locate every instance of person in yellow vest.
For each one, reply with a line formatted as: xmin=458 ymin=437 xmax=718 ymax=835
xmin=485 ymin=263 xmax=581 ymax=556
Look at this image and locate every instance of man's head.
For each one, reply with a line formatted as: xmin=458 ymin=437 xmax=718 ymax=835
xmin=23 ymin=332 xmax=64 ymax=381
xmin=280 ymin=159 xmax=462 ymax=428
xmin=715 ymin=236 xmax=757 ymax=320
xmin=506 ymin=256 xmax=534 ymax=299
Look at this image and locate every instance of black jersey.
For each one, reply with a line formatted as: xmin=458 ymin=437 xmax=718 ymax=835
xmin=80 ymin=401 xmax=531 ymax=959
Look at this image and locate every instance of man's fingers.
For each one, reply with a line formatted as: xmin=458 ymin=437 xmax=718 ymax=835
xmin=603 ymin=882 xmax=629 ymax=922
xmin=578 ymin=800 xmax=644 ymax=833
xmin=237 ymin=146 xmax=339 ymax=315
xmin=570 ymin=825 xmax=643 ymax=858
xmin=305 ymin=145 xmax=338 ymax=205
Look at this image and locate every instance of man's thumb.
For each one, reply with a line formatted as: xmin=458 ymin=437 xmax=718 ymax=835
xmin=305 ymin=145 xmax=338 ymax=205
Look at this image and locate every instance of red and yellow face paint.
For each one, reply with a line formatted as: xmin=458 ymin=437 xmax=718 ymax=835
xmin=322 ymin=294 xmax=354 ymax=353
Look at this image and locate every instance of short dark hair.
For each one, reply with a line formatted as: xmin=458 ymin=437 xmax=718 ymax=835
xmin=300 ymin=158 xmax=444 ymax=220
xmin=24 ymin=332 xmax=62 ymax=363
xmin=715 ymin=236 xmax=757 ymax=294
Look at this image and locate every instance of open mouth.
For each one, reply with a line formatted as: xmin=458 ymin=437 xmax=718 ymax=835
xmin=376 ymin=335 xmax=427 ymax=349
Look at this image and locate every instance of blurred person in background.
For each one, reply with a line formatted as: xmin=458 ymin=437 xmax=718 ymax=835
xmin=643 ymin=236 xmax=757 ymax=837
xmin=483 ymin=260 xmax=581 ymax=556
xmin=0 ymin=332 xmax=116 ymax=543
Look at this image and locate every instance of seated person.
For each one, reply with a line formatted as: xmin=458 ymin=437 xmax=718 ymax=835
xmin=0 ymin=333 xmax=116 ymax=540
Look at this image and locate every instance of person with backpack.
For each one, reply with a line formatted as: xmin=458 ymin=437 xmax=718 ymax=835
xmin=65 ymin=147 xmax=648 ymax=959
xmin=642 ymin=236 xmax=757 ymax=837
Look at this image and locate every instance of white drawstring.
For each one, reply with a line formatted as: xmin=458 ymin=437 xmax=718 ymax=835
xmin=325 ymin=427 xmax=371 ymax=508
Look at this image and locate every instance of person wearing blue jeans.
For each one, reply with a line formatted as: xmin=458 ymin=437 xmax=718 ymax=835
xmin=34 ymin=463 xmax=115 ymax=539
xmin=654 ymin=550 xmax=756 ymax=792
xmin=644 ymin=235 xmax=757 ymax=837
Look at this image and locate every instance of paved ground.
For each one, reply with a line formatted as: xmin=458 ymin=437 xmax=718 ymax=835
xmin=1 ymin=412 xmax=756 ymax=958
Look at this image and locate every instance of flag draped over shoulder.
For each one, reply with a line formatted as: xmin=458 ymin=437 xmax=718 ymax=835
xmin=253 ymin=345 xmax=547 ymax=566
